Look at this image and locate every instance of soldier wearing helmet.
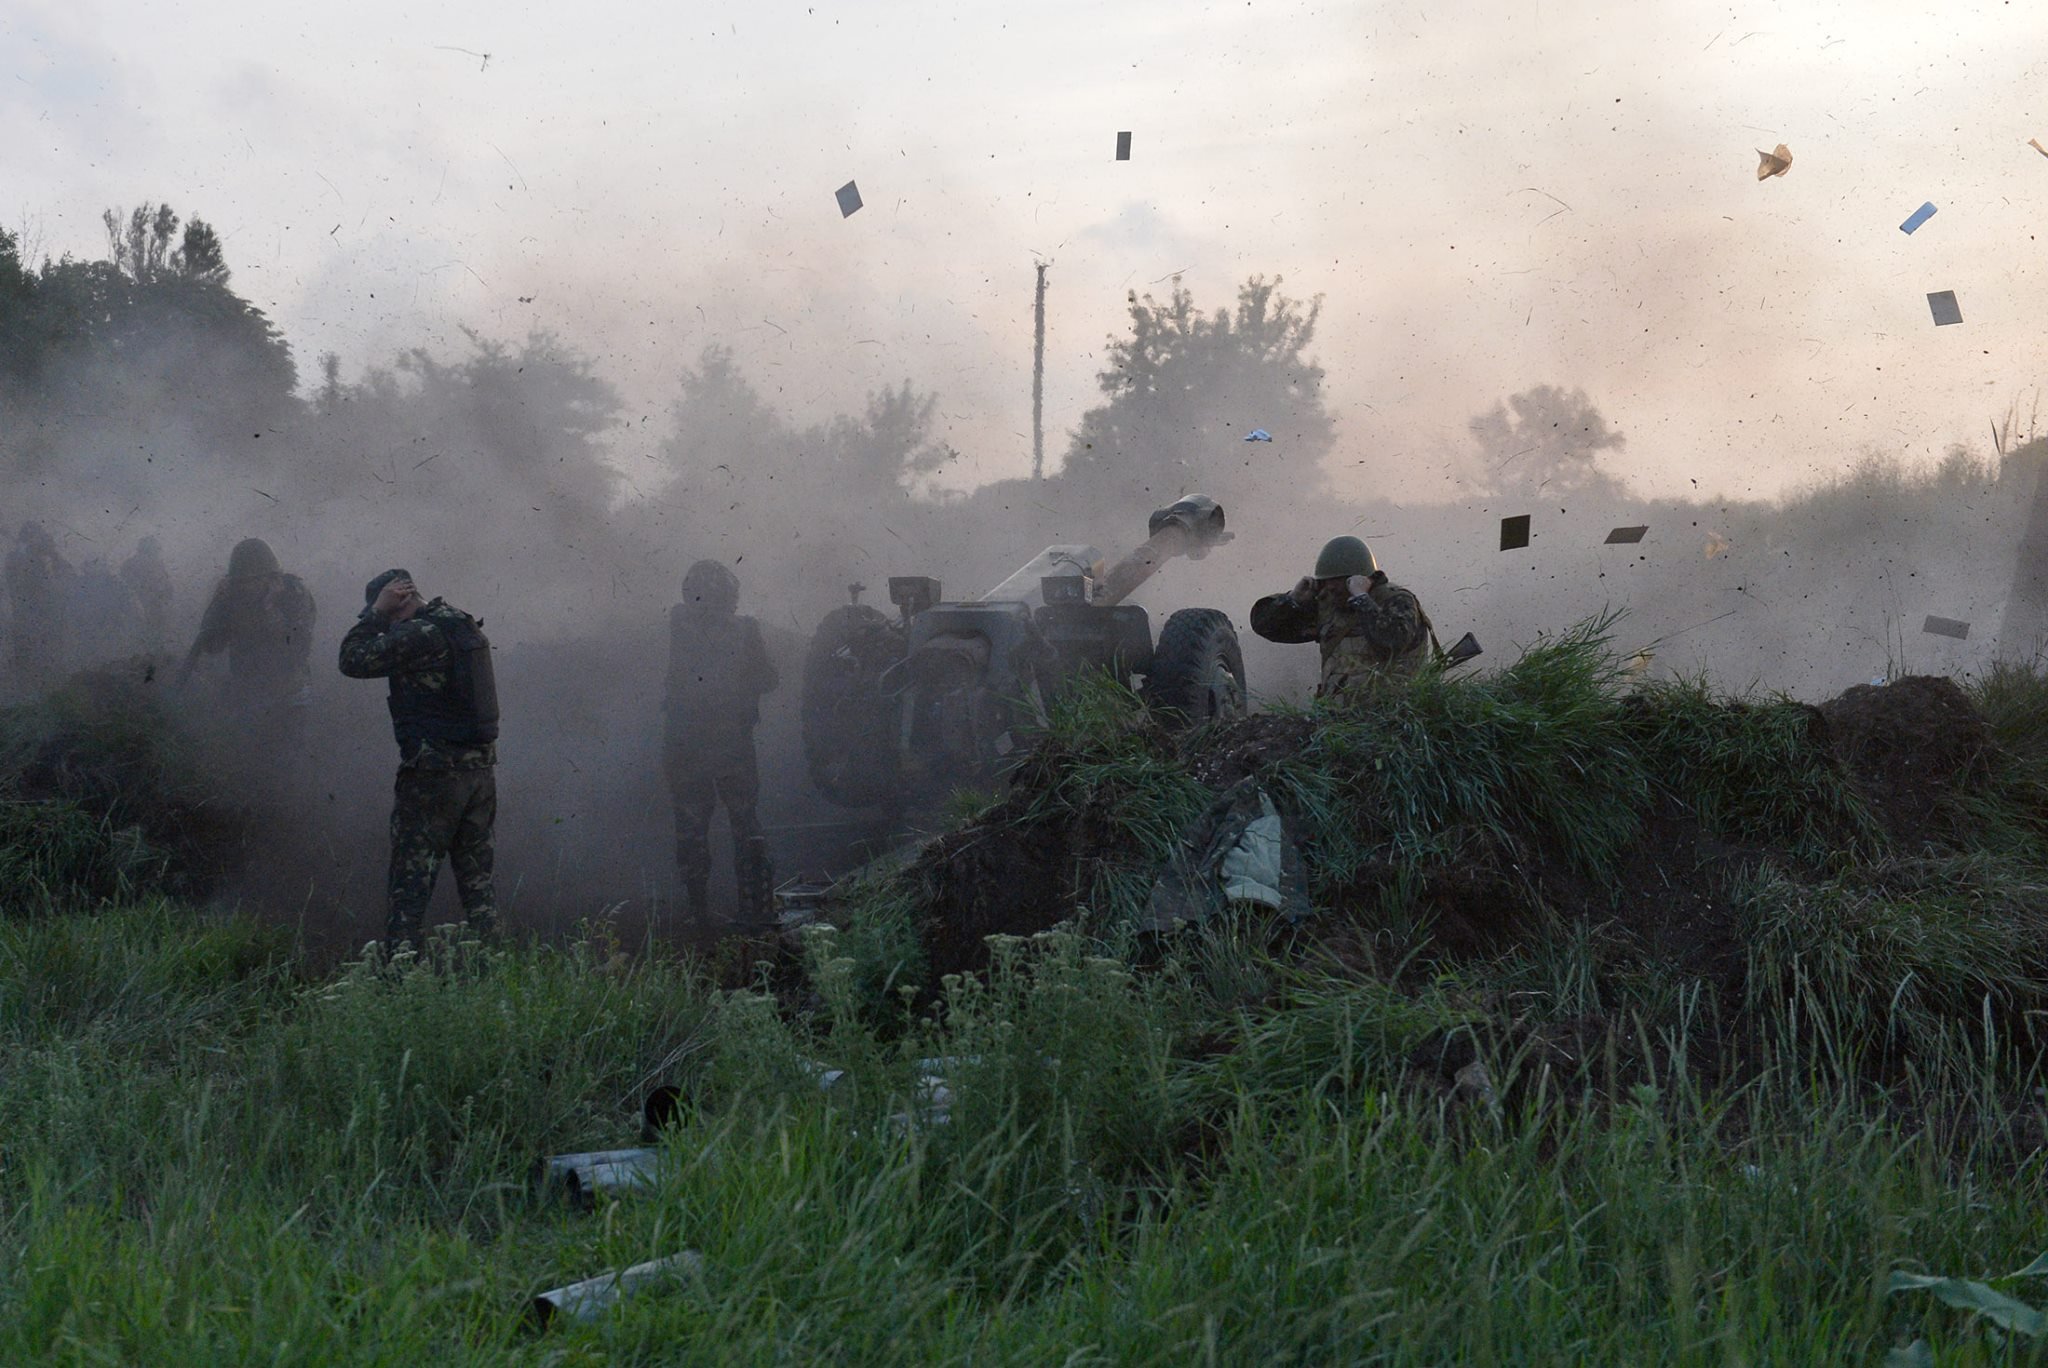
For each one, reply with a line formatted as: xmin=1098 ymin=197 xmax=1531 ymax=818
xmin=179 ymin=537 xmax=316 ymax=745
xmin=1249 ymin=535 xmax=1432 ymax=696
xmin=663 ymin=560 xmax=779 ymax=922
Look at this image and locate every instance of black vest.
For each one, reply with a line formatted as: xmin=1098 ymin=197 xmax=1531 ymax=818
xmin=386 ymin=609 xmax=500 ymax=745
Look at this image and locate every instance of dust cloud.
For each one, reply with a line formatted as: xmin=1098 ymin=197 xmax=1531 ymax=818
xmin=4 ymin=0 xmax=2046 ymax=942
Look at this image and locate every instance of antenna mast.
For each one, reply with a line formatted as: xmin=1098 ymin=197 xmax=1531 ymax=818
xmin=1031 ymin=260 xmax=1050 ymax=480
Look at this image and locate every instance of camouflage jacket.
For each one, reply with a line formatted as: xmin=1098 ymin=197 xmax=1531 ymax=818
xmin=663 ymin=609 xmax=778 ymax=743
xmin=339 ymin=599 xmax=497 ymax=770
xmin=1250 ymin=571 xmax=1432 ymax=696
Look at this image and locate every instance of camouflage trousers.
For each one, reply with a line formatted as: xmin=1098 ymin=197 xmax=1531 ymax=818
xmin=663 ymin=737 xmax=762 ymax=916
xmin=386 ymin=765 xmax=497 ymax=949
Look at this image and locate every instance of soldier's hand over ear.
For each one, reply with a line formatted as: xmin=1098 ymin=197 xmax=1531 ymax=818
xmin=372 ymin=578 xmax=417 ymax=619
xmin=1289 ymin=577 xmax=1316 ymax=605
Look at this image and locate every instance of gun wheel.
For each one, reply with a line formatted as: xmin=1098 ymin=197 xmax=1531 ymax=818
xmin=1143 ymin=607 xmax=1246 ymax=726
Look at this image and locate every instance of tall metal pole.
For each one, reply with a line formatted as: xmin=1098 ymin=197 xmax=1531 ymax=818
xmin=1031 ymin=260 xmax=1049 ymax=481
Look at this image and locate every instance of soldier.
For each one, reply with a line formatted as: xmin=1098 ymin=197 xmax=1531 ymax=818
xmin=1249 ymin=535 xmax=1432 ymax=697
xmin=339 ymin=569 xmax=500 ymax=951
xmin=663 ymin=560 xmax=779 ymax=922
xmin=71 ymin=557 xmax=139 ymax=663
xmin=6 ymin=521 xmax=72 ymax=693
xmin=179 ymin=538 xmax=316 ymax=747
xmin=121 ymin=536 xmax=174 ymax=653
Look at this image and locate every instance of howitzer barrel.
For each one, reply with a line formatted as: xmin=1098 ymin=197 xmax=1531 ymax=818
xmin=1098 ymin=496 xmax=1231 ymax=606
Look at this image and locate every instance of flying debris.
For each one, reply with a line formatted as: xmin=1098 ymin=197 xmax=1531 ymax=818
xmin=1499 ymin=515 xmax=1531 ymax=551
xmin=1756 ymin=144 xmax=1793 ymax=180
xmin=1244 ymin=429 xmax=1272 ymax=442
xmin=1115 ymin=131 xmax=1132 ymax=161
xmin=1926 ymin=290 xmax=1962 ymax=326
xmin=1604 ymin=525 xmax=1648 ymax=545
xmin=835 ymin=181 xmax=863 ymax=217
xmin=1899 ymin=201 xmax=1937 ymax=234
xmin=1921 ymin=615 xmax=1970 ymax=640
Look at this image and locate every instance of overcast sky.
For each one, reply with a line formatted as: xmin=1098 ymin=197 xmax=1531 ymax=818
xmin=6 ymin=0 xmax=2045 ymax=503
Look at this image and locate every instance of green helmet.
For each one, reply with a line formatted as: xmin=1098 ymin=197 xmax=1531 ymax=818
xmin=1312 ymin=535 xmax=1376 ymax=580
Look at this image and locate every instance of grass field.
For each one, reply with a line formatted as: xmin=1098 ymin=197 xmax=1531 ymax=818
xmin=4 ymin=637 xmax=2048 ymax=1363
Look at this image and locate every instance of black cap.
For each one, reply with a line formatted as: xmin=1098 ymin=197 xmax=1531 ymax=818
xmin=363 ymin=567 xmax=412 ymax=606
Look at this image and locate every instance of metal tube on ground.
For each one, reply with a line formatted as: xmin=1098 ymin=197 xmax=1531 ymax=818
xmin=531 ymin=1252 xmax=704 ymax=1327
xmin=535 ymin=1148 xmax=663 ymax=1206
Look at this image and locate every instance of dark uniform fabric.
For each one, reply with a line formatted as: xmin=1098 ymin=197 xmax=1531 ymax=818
xmin=1250 ymin=570 xmax=1432 ymax=697
xmin=187 ymin=566 xmax=316 ymax=748
xmin=7 ymin=523 xmax=71 ymax=693
xmin=121 ymin=538 xmax=174 ymax=653
xmin=663 ymin=606 xmax=778 ymax=916
xmin=339 ymin=598 xmax=499 ymax=948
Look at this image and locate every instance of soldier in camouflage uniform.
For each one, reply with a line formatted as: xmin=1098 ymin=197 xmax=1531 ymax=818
xmin=663 ymin=560 xmax=779 ymax=921
xmin=339 ymin=568 xmax=500 ymax=950
xmin=1250 ymin=536 xmax=1432 ymax=697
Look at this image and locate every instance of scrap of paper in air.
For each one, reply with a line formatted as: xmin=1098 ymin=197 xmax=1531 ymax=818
xmin=1922 ymin=615 xmax=1970 ymax=640
xmin=1605 ymin=525 xmax=1648 ymax=545
xmin=1499 ymin=515 xmax=1531 ymax=551
xmin=1756 ymin=144 xmax=1792 ymax=180
xmin=1115 ymin=131 xmax=1132 ymax=161
xmin=2030 ymin=138 xmax=2048 ymax=158
xmin=1899 ymin=201 xmax=1937 ymax=234
xmin=1927 ymin=290 xmax=1962 ymax=326
xmin=1704 ymin=531 xmax=1731 ymax=559
xmin=1244 ymin=429 xmax=1272 ymax=442
xmin=835 ymin=181 xmax=863 ymax=217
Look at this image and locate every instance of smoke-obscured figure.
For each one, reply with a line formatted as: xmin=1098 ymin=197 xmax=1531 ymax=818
xmin=339 ymin=569 xmax=500 ymax=952
xmin=179 ymin=538 xmax=316 ymax=748
xmin=1250 ymin=536 xmax=1433 ymax=696
xmin=71 ymin=558 xmax=139 ymax=663
xmin=121 ymin=536 xmax=174 ymax=653
xmin=6 ymin=521 xmax=72 ymax=695
xmin=663 ymin=560 xmax=779 ymax=922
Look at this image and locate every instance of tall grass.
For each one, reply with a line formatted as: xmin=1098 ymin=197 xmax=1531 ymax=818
xmin=7 ymin=646 xmax=2048 ymax=1359
xmin=3 ymin=903 xmax=2044 ymax=1361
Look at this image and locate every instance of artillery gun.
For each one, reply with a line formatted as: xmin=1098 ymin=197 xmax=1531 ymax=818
xmin=801 ymin=495 xmax=1245 ymax=808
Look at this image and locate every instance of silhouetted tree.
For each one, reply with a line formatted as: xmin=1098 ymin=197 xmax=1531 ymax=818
xmin=1057 ymin=276 xmax=1334 ymax=514
xmin=1469 ymin=384 xmax=1625 ymax=498
xmin=799 ymin=381 xmax=954 ymax=494
xmin=0 ymin=206 xmax=295 ymax=481
xmin=175 ymin=219 xmax=228 ymax=285
xmin=0 ymin=228 xmax=37 ymax=389
xmin=658 ymin=346 xmax=791 ymax=484
xmin=103 ymin=203 xmax=180 ymax=281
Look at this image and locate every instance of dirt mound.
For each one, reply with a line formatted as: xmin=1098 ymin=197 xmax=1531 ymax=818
xmin=874 ymin=669 xmax=2005 ymax=992
xmin=1817 ymin=675 xmax=1990 ymax=842
xmin=1186 ymin=712 xmax=1315 ymax=789
xmin=913 ymin=791 xmax=1079 ymax=976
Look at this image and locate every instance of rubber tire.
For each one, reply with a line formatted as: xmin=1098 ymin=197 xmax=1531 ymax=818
xmin=801 ymin=604 xmax=905 ymax=807
xmin=1144 ymin=607 xmax=1247 ymax=726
